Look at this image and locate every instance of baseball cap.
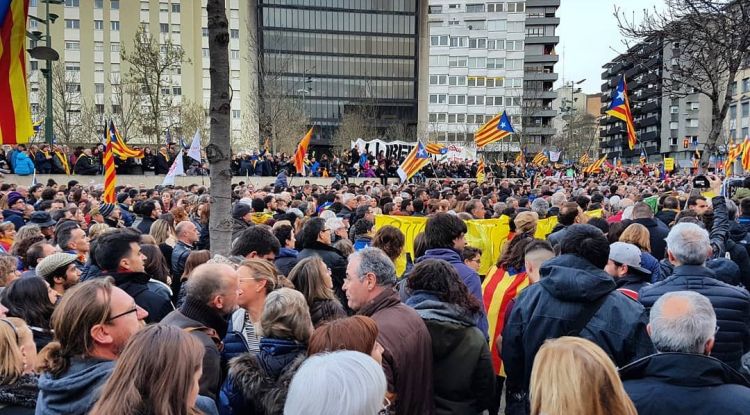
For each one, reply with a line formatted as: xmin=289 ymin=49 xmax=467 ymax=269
xmin=609 ymin=242 xmax=651 ymax=275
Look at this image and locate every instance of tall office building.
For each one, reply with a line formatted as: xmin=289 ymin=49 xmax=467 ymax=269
xmin=426 ymin=0 xmax=559 ymax=154
xmin=601 ymin=37 xmax=714 ymax=165
xmin=726 ymin=65 xmax=750 ymax=142
xmin=255 ymin=0 xmax=428 ymax=144
xmin=27 ymin=0 xmax=256 ymax=145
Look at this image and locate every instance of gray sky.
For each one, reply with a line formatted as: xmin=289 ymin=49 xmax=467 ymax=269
xmin=555 ymin=0 xmax=666 ymax=94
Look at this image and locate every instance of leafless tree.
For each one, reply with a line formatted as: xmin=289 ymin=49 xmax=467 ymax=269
xmin=109 ymin=75 xmax=143 ymax=142
xmin=174 ymin=99 xmax=209 ymax=145
xmin=615 ymin=0 xmax=750 ymax=162
xmin=121 ymin=24 xmax=188 ymax=144
xmin=332 ymin=105 xmax=378 ymax=151
xmin=42 ymin=62 xmax=82 ymax=144
xmin=383 ymin=120 xmax=416 ymax=141
xmin=206 ymin=0 xmax=233 ymax=255
xmin=550 ymin=112 xmax=600 ymax=161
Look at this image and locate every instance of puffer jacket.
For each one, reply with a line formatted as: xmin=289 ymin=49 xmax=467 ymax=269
xmin=218 ymin=338 xmax=306 ymax=415
xmin=502 ymin=254 xmax=654 ymax=415
xmin=639 ymin=265 xmax=750 ymax=370
xmin=273 ymin=247 xmax=298 ymax=277
xmin=418 ymin=248 xmax=488 ymax=338
xmin=222 ymin=309 xmax=259 ymax=362
xmin=297 ymin=241 xmax=348 ymax=313
xmin=12 ymin=152 xmax=34 ymax=176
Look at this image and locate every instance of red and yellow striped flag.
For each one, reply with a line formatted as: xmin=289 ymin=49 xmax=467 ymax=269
xmin=475 ymin=111 xmax=514 ymax=148
xmin=0 ymin=0 xmax=33 ymax=144
xmin=425 ymin=143 xmax=447 ymax=155
xmin=515 ymin=151 xmax=525 ymax=165
xmin=103 ymin=128 xmax=117 ymax=203
xmin=476 ymin=158 xmax=485 ymax=184
xmin=726 ymin=140 xmax=742 ymax=173
xmin=579 ymin=153 xmax=590 ymax=165
xmin=583 ymin=155 xmax=607 ymax=174
xmin=109 ymin=121 xmax=144 ymax=159
xmin=293 ymin=127 xmax=313 ymax=175
xmin=742 ymin=138 xmax=750 ymax=171
xmin=531 ymin=151 xmax=548 ymax=166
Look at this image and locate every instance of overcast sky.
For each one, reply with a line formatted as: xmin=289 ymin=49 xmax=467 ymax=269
xmin=555 ymin=0 xmax=666 ymax=94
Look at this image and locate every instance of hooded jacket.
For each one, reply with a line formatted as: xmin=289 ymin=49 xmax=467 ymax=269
xmin=620 ymin=352 xmax=750 ymax=415
xmin=358 ymin=288 xmax=435 ymax=415
xmin=218 ymin=338 xmax=306 ymax=415
xmin=35 ymin=358 xmax=115 ymax=415
xmin=406 ymin=291 xmax=494 ymax=415
xmin=418 ymin=248 xmax=489 ymax=338
xmin=12 ymin=153 xmax=34 ymax=176
xmin=273 ymin=247 xmax=298 ymax=277
xmin=108 ymin=271 xmax=174 ymax=323
xmin=639 ymin=265 xmax=750 ymax=370
xmin=502 ymin=254 xmax=654 ymax=415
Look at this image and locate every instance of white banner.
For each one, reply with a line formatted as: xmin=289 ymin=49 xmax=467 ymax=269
xmin=549 ymin=151 xmax=561 ymax=162
xmin=351 ymin=139 xmax=477 ymax=162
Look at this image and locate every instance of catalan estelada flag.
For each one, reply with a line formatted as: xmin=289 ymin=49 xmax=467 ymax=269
xmin=482 ymin=265 xmax=530 ymax=376
xmin=584 ymin=155 xmax=608 ymax=174
xmin=425 ymin=143 xmax=447 ymax=155
xmin=726 ymin=139 xmax=742 ymax=172
xmin=103 ymin=127 xmax=116 ymax=203
xmin=0 ymin=0 xmax=33 ymax=145
xmin=476 ymin=158 xmax=485 ymax=184
xmin=109 ymin=121 xmax=144 ymax=159
xmin=397 ymin=141 xmax=429 ymax=182
xmin=742 ymin=137 xmax=750 ymax=171
xmin=475 ymin=111 xmax=514 ymax=148
xmin=293 ymin=127 xmax=313 ymax=175
xmin=579 ymin=153 xmax=590 ymax=165
xmin=531 ymin=151 xmax=548 ymax=166
xmin=607 ymin=76 xmax=637 ymax=150
xmin=515 ymin=151 xmax=525 ymax=165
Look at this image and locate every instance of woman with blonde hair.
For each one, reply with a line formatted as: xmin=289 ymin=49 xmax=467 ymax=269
xmin=0 ymin=317 xmax=39 ymax=413
xmin=0 ymin=221 xmax=16 ymax=252
xmin=619 ymin=223 xmax=661 ymax=281
xmin=0 ymin=253 xmax=20 ymax=291
xmin=288 ymin=256 xmax=346 ymax=327
xmin=150 ymin=218 xmax=178 ymax=271
xmin=223 ymin=258 xmax=283 ymax=360
xmin=530 ymin=336 xmax=637 ymax=415
xmin=90 ymin=324 xmax=208 ymax=415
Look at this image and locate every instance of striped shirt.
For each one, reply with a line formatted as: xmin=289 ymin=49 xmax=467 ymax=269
xmin=242 ymin=313 xmax=261 ymax=354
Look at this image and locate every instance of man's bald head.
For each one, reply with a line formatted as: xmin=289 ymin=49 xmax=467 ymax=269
xmin=185 ymin=263 xmax=239 ymax=307
xmin=649 ymin=291 xmax=716 ymax=355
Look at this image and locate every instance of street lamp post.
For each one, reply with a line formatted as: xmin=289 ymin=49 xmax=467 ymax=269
xmin=28 ymin=0 xmax=62 ymax=145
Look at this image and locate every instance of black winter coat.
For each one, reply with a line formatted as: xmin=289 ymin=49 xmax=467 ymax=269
xmin=297 ymin=241 xmax=349 ymax=313
xmin=273 ymin=248 xmax=298 ymax=277
xmin=639 ymin=265 xmax=750 ymax=370
xmin=108 ymin=271 xmax=175 ymax=323
xmin=620 ymin=352 xmax=750 ymax=415
xmin=309 ymin=298 xmax=346 ymax=328
xmin=502 ymin=254 xmax=654 ymax=415
xmin=632 ymin=217 xmax=670 ymax=261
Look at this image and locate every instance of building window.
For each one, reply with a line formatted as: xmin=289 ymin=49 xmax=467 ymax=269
xmin=730 ymin=104 xmax=737 ymax=119
xmin=203 ymin=28 xmax=209 ymax=37
xmin=507 ymin=2 xmax=525 ymax=12
xmin=448 ymin=20 xmax=460 ymax=26
xmin=742 ymin=102 xmax=749 ymax=117
xmin=466 ymin=20 xmax=486 ymax=30
xmin=487 ymin=3 xmax=504 ymax=12
xmin=95 ymin=83 xmax=105 ymax=93
xmin=65 ymin=41 xmax=80 ymax=50
xmin=428 ymin=5 xmax=442 ymax=14
xmin=468 ymin=76 xmax=486 ymax=87
xmin=111 ymin=43 xmax=120 ymax=52
xmin=65 ymin=83 xmax=81 ymax=93
xmin=429 ymin=75 xmax=447 ymax=85
xmin=468 ymin=57 xmax=486 ymax=68
xmin=231 ymin=29 xmax=239 ymax=39
xmin=172 ymin=3 xmax=181 ymax=13
xmin=94 ymin=63 xmax=104 ymax=72
xmin=467 ymin=96 xmax=485 ymax=105
xmin=30 ymin=61 xmax=38 ymax=70
xmin=449 ymin=56 xmax=467 ymax=67
xmin=140 ymin=1 xmax=149 ymax=11
xmin=466 ymin=4 xmax=484 ymax=13
xmin=487 ymin=20 xmax=506 ymax=31
xmin=507 ymin=40 xmax=524 ymax=51
xmin=111 ymin=21 xmax=120 ymax=31
xmin=687 ymin=119 xmax=699 ymax=128
xmin=95 ymin=0 xmax=103 ymax=7
xmin=448 ymin=95 xmax=466 ymax=105
xmin=172 ymin=24 xmax=181 ymax=34
xmin=449 ymin=76 xmax=466 ymax=86
xmin=202 ymin=48 xmax=209 ymax=58
xmin=468 ymin=38 xmax=486 ymax=48
xmin=160 ymin=23 xmax=169 ymax=33
xmin=173 ymin=87 xmax=182 ymax=95
xmin=526 ymin=26 xmax=544 ymax=37
xmin=230 ymin=50 xmax=240 ymax=59
xmin=508 ymin=21 xmax=524 ymax=32
xmin=65 ymin=19 xmax=80 ymax=29
xmin=111 ymin=0 xmax=119 ymax=9
xmin=429 ymin=55 xmax=449 ymax=66
xmin=65 ymin=0 xmax=79 ymax=7
xmin=743 ymin=78 xmax=750 ymax=93
xmin=94 ymin=20 xmax=104 ymax=30
xmin=487 ymin=58 xmax=504 ymax=69
xmin=743 ymin=127 xmax=750 ymax=138
xmin=430 ymin=35 xmax=449 ymax=46
xmin=232 ymin=109 xmax=241 ymax=119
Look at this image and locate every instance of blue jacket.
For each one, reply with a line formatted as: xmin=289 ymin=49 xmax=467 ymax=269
xmin=13 ymin=152 xmax=34 ymax=176
xmin=222 ymin=309 xmax=258 ymax=363
xmin=418 ymin=248 xmax=488 ymax=338
xmin=274 ymin=247 xmax=298 ymax=277
xmin=273 ymin=171 xmax=288 ymax=190
xmin=620 ymin=352 xmax=750 ymax=415
xmin=119 ymin=203 xmax=135 ymax=227
xmin=218 ymin=337 xmax=306 ymax=415
xmin=2 ymin=209 xmax=25 ymax=231
xmin=639 ymin=252 xmax=661 ymax=282
xmin=502 ymin=254 xmax=654 ymax=415
xmin=36 ymin=358 xmax=115 ymax=415
xmin=639 ymin=265 xmax=750 ymax=370
xmin=353 ymin=236 xmax=372 ymax=251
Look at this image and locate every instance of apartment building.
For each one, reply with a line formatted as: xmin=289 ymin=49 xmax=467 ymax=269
xmin=426 ymin=0 xmax=560 ymax=154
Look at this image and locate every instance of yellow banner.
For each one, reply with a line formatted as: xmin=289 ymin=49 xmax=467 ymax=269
xmin=374 ymin=214 xmax=558 ymax=276
xmin=664 ymin=157 xmax=674 ymax=171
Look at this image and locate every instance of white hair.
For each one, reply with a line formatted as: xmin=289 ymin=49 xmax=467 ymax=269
xmin=284 ymin=351 xmax=386 ymax=415
xmin=650 ymin=291 xmax=716 ymax=354
xmin=342 ymin=193 xmax=356 ymax=205
xmin=326 ymin=217 xmax=345 ymax=232
xmin=665 ymin=222 xmax=710 ymax=265
xmin=319 ymin=210 xmax=336 ymax=221
xmin=550 ymin=192 xmax=567 ymax=208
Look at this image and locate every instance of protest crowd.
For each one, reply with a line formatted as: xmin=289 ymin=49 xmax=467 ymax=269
xmin=1 ymin=150 xmax=750 ymax=415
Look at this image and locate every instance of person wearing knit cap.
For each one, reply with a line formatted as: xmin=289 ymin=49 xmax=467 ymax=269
xmin=117 ymin=192 xmax=135 ymax=227
xmin=231 ymin=203 xmax=253 ymax=241
xmin=2 ymin=191 xmax=27 ymax=230
xmin=37 ymin=252 xmax=81 ymax=296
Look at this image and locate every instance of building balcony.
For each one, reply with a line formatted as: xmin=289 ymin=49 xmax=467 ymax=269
xmin=524 ymin=71 xmax=558 ymax=82
xmin=640 ymin=131 xmax=659 ymax=142
xmin=526 ymin=109 xmax=557 ymax=118
xmin=525 ymin=35 xmax=560 ymax=45
xmin=525 ymin=17 xmax=561 ymax=26
xmin=525 ymin=54 xmax=559 ymax=63
xmin=526 ymin=0 xmax=560 ymax=6
xmin=523 ymin=89 xmax=557 ymax=99
xmin=641 ymin=101 xmax=660 ymax=113
xmin=636 ymin=116 xmax=660 ymax=128
xmin=523 ymin=126 xmax=557 ymax=136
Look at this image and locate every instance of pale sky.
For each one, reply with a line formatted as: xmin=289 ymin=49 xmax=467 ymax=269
xmin=555 ymin=0 xmax=666 ymax=94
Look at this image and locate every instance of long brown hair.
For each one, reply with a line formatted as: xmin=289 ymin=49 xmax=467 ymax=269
xmin=371 ymin=225 xmax=405 ymax=261
xmin=308 ymin=316 xmax=378 ymax=356
xmin=37 ymin=279 xmax=114 ymax=377
xmin=288 ymin=257 xmax=337 ymax=306
xmin=0 ymin=317 xmax=32 ymax=384
xmin=182 ymin=250 xmax=211 ymax=282
xmin=90 ymin=325 xmax=204 ymax=415
xmin=530 ymin=337 xmax=637 ymax=415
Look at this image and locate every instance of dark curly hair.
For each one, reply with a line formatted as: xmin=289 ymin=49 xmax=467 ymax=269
xmin=407 ymin=259 xmax=481 ymax=315
xmin=371 ymin=225 xmax=405 ymax=261
xmin=497 ymin=233 xmax=534 ymax=270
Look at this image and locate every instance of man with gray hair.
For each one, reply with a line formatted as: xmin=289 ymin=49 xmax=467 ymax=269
xmin=343 ymin=247 xmax=434 ymax=414
xmin=640 ymin=223 xmax=750 ymax=370
xmin=531 ymin=197 xmax=549 ymax=219
xmin=621 ymin=291 xmax=750 ymax=414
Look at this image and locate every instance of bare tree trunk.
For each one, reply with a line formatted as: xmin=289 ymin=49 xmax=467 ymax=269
xmin=207 ymin=0 xmax=232 ymax=255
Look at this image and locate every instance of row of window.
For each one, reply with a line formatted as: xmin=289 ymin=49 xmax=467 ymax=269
xmin=429 ymin=2 xmax=526 ymax=14
xmin=428 ymin=113 xmax=521 ymax=125
xmin=66 ymin=0 xmax=118 ymax=8
xmin=263 ymin=31 xmax=415 ymax=57
xmin=141 ymin=1 xmax=182 ymax=13
xmin=729 ymin=101 xmax=750 ymax=118
xmin=272 ymin=77 xmax=416 ymax=101
xmin=430 ymin=36 xmax=524 ymax=51
xmin=429 ymin=94 xmax=522 ymax=106
xmin=262 ymin=7 xmax=416 ymax=35
xmin=429 ymin=55 xmax=523 ymax=70
xmin=261 ymin=0 xmax=417 ymax=13
xmin=729 ymin=78 xmax=750 ymax=96
xmin=65 ymin=19 xmax=120 ymax=31
xmin=264 ymin=53 xmax=416 ymax=79
xmin=429 ymin=75 xmax=507 ymax=87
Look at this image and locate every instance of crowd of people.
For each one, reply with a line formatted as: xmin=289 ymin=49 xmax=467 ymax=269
xmin=0 ymin=167 xmax=749 ymax=414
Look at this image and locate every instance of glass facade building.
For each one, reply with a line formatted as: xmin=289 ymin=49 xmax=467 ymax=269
xmin=257 ymin=0 xmax=425 ymax=141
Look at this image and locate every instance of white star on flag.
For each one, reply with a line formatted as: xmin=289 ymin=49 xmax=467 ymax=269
xmin=616 ymin=90 xmax=625 ymax=101
xmin=500 ymin=122 xmax=506 ymax=128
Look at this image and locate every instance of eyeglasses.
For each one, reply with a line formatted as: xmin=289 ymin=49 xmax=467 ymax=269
xmin=106 ymin=306 xmax=138 ymax=322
